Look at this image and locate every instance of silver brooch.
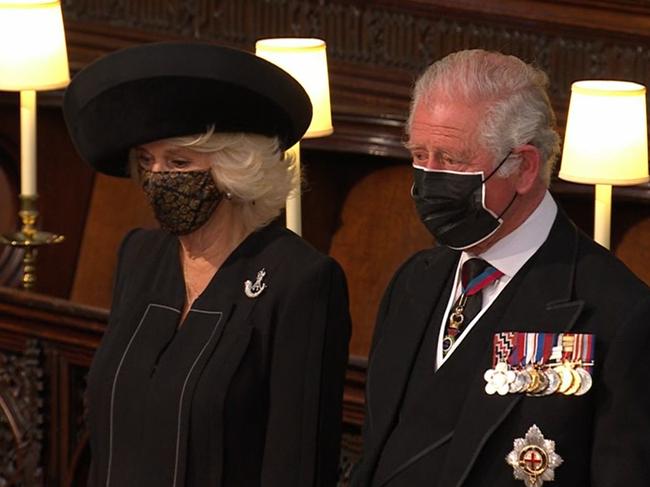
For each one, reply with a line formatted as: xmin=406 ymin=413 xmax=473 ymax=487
xmin=244 ymin=268 xmax=267 ymax=298
xmin=506 ymin=425 xmax=563 ymax=487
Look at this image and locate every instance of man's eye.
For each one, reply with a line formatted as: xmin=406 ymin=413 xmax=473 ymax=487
xmin=411 ymin=151 xmax=429 ymax=164
xmin=437 ymin=152 xmax=459 ymax=166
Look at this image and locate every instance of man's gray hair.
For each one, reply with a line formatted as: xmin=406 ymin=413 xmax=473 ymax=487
xmin=408 ymin=49 xmax=561 ymax=185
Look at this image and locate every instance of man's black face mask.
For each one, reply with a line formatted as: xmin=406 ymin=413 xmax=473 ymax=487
xmin=411 ymin=153 xmax=516 ymax=250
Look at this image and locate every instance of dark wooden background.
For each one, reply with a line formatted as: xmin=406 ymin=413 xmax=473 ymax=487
xmin=0 ymin=0 xmax=649 ymax=485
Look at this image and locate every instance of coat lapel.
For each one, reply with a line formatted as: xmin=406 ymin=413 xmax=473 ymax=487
xmin=365 ymin=248 xmax=459 ymax=471
xmin=439 ymin=210 xmax=585 ymax=487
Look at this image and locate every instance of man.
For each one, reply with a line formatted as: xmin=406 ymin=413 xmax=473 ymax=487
xmin=351 ymin=49 xmax=650 ymax=487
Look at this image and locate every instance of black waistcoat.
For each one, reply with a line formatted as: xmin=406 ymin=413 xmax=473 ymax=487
xmin=372 ymin=271 xmax=522 ymax=487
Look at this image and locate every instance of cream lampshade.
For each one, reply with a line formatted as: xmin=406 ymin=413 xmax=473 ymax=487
xmin=0 ymin=0 xmax=70 ymax=91
xmin=256 ymin=38 xmax=333 ymax=235
xmin=559 ymin=80 xmax=650 ymax=249
xmin=0 ymin=0 xmax=70 ymax=197
xmin=0 ymin=0 xmax=70 ymax=289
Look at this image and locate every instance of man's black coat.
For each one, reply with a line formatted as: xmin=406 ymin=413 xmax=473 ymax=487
xmin=352 ymin=210 xmax=650 ymax=487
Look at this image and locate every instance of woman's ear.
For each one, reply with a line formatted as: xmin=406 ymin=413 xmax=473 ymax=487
xmin=511 ymin=144 xmax=542 ymax=194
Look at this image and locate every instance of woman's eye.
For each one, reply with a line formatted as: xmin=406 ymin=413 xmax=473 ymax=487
xmin=137 ymin=153 xmax=153 ymax=168
xmin=169 ymin=159 xmax=190 ymax=168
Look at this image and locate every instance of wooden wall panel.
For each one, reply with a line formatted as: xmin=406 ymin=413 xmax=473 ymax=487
xmin=70 ymin=174 xmax=156 ymax=306
xmin=327 ymin=164 xmax=433 ymax=357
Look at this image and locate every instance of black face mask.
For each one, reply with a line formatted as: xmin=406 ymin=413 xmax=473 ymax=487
xmin=411 ymin=154 xmax=517 ymax=250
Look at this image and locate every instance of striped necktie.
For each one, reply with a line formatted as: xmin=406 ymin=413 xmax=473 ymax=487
xmin=442 ymin=258 xmax=503 ymax=356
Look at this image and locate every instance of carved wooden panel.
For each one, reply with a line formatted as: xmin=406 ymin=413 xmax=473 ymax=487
xmin=61 ymin=0 xmax=650 ymax=105
xmin=0 ymin=340 xmax=44 ymax=487
xmin=61 ymin=0 xmax=650 ymax=195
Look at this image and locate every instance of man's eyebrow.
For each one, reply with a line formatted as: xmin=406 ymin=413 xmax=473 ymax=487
xmin=403 ymin=141 xmax=421 ymax=149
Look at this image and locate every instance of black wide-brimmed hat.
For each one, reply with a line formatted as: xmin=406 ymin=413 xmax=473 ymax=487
xmin=63 ymin=42 xmax=312 ymax=177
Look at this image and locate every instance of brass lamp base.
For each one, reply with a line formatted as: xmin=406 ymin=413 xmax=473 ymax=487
xmin=0 ymin=195 xmax=64 ymax=290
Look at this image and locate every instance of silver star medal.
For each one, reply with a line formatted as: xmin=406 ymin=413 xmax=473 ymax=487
xmin=484 ymin=361 xmax=516 ymax=395
xmin=506 ymin=425 xmax=563 ymax=487
xmin=244 ymin=268 xmax=267 ymax=298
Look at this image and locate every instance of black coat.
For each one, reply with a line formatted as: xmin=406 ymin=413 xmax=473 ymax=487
xmin=352 ymin=210 xmax=650 ymax=487
xmin=86 ymin=223 xmax=351 ymax=487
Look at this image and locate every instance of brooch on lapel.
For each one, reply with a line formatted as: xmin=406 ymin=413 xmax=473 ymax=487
xmin=485 ymin=332 xmax=594 ymax=397
xmin=244 ymin=268 xmax=267 ymax=298
xmin=506 ymin=424 xmax=563 ymax=487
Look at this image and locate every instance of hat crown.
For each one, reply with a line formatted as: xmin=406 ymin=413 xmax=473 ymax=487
xmin=63 ymin=42 xmax=312 ymax=177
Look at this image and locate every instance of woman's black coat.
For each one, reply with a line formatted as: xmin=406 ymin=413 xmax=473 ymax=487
xmin=86 ymin=223 xmax=351 ymax=487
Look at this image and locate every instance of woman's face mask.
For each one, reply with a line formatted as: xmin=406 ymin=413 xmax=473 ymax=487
xmin=139 ymin=168 xmax=223 ymax=235
xmin=411 ymin=153 xmax=516 ymax=250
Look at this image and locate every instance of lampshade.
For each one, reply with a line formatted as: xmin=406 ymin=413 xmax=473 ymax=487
xmin=560 ymin=80 xmax=649 ymax=185
xmin=0 ymin=0 xmax=70 ymax=91
xmin=256 ymin=38 xmax=333 ymax=138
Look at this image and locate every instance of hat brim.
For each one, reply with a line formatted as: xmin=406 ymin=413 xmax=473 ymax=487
xmin=63 ymin=42 xmax=312 ymax=177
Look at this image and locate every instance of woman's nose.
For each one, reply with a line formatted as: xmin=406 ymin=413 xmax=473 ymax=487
xmin=149 ymin=160 xmax=165 ymax=172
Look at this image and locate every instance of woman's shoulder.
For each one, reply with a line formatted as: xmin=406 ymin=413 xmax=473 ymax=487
xmin=116 ymin=227 xmax=173 ymax=266
xmin=253 ymin=224 xmax=338 ymax=270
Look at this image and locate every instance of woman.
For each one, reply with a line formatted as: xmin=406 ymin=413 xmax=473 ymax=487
xmin=63 ymin=42 xmax=351 ymax=487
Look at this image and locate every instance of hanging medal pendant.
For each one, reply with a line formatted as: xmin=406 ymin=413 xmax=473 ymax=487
xmin=443 ymin=300 xmax=465 ymax=357
xmin=442 ymin=334 xmax=455 ymax=355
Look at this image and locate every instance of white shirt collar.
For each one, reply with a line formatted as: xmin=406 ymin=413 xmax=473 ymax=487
xmin=461 ymin=191 xmax=557 ymax=277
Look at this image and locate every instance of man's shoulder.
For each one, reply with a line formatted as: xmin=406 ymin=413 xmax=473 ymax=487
xmin=387 ymin=245 xmax=456 ymax=286
xmin=574 ymin=231 xmax=649 ymax=300
xmin=397 ymin=245 xmax=451 ymax=269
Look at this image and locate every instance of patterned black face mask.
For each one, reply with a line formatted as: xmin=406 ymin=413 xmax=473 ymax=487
xmin=139 ymin=169 xmax=223 ymax=235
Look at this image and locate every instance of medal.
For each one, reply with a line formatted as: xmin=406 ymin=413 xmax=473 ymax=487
xmin=554 ymin=363 xmax=574 ymax=394
xmin=524 ymin=366 xmax=541 ymax=394
xmin=486 ymin=332 xmax=595 ymax=397
xmin=506 ymin=425 xmax=563 ymax=487
xmin=510 ymin=369 xmax=531 ymax=393
xmin=574 ymin=367 xmax=593 ymax=396
xmin=484 ymin=361 xmax=516 ymax=395
xmin=529 ymin=367 xmax=549 ymax=395
xmin=562 ymin=367 xmax=582 ymax=395
xmin=538 ymin=367 xmax=561 ymax=396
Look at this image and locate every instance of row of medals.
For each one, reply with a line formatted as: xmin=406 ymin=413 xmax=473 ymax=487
xmin=487 ymin=360 xmax=593 ymax=396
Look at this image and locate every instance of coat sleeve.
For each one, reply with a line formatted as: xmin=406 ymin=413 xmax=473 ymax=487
xmin=261 ymin=256 xmax=351 ymax=487
xmin=591 ymin=294 xmax=650 ymax=486
xmin=349 ymin=253 xmax=421 ymax=487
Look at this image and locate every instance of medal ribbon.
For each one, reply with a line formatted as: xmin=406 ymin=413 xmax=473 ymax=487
xmin=462 ymin=266 xmax=504 ymax=296
xmin=575 ymin=333 xmax=595 ymax=371
xmin=493 ymin=332 xmax=515 ymax=367
xmin=492 ymin=331 xmax=595 ymax=370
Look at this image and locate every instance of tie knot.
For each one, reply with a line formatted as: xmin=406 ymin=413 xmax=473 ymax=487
xmin=461 ymin=258 xmax=491 ymax=288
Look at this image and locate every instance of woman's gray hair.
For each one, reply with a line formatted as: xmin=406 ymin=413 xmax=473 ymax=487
xmin=137 ymin=127 xmax=297 ymax=233
xmin=408 ymin=49 xmax=561 ymax=185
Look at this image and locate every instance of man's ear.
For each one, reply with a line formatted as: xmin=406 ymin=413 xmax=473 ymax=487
xmin=511 ymin=144 xmax=542 ymax=194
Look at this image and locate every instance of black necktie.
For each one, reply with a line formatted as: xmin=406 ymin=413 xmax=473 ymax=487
xmin=442 ymin=258 xmax=500 ymax=356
